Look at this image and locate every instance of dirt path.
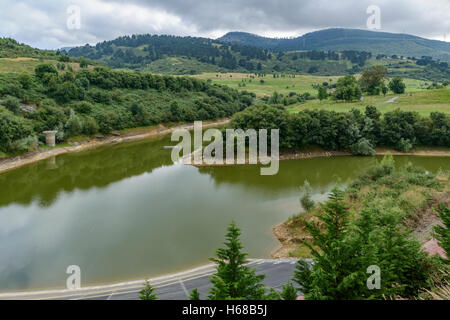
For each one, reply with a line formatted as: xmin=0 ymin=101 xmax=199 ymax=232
xmin=386 ymin=96 xmax=399 ymax=103
xmin=0 ymin=119 xmax=230 ymax=175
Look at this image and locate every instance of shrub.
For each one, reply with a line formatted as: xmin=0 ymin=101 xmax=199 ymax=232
xmin=351 ymin=138 xmax=376 ymax=156
xmin=35 ymin=63 xmax=58 ymax=79
xmin=7 ymin=135 xmax=37 ymax=153
xmin=64 ymin=109 xmax=83 ymax=137
xmin=389 ymin=77 xmax=406 ymax=94
xmin=74 ymin=101 xmax=93 ymax=114
xmin=2 ymin=96 xmax=20 ymax=114
xmin=397 ymin=138 xmax=413 ymax=152
xmin=300 ymin=180 xmax=315 ymax=211
xmin=0 ymin=111 xmax=33 ymax=152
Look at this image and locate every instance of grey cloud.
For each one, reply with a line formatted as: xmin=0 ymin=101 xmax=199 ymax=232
xmin=0 ymin=0 xmax=448 ymax=49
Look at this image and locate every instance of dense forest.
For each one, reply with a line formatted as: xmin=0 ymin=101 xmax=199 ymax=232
xmin=0 ymin=63 xmax=254 ymax=154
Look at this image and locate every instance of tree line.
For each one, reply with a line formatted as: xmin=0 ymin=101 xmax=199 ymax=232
xmin=229 ymin=104 xmax=450 ymax=154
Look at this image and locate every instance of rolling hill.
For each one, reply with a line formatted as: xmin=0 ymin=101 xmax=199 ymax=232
xmin=218 ymin=28 xmax=450 ymax=61
xmin=65 ymin=32 xmax=449 ymax=81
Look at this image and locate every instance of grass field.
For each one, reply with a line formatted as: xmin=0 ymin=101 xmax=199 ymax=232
xmin=195 ymin=72 xmax=449 ymax=115
xmin=0 ymin=57 xmax=89 ymax=74
xmin=194 ymin=72 xmax=342 ymax=96
xmin=194 ymin=72 xmax=430 ymax=96
xmin=287 ymin=89 xmax=450 ymax=116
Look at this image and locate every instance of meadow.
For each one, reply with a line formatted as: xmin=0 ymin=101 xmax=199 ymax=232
xmin=195 ymin=72 xmax=449 ymax=115
xmin=0 ymin=57 xmax=90 ymax=74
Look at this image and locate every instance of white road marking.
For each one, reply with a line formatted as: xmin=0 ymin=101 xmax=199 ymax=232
xmin=178 ymin=279 xmax=189 ymax=298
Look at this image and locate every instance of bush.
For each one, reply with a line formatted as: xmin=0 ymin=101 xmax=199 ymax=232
xmin=397 ymin=138 xmax=413 ymax=152
xmin=7 ymin=135 xmax=37 ymax=153
xmin=74 ymin=101 xmax=93 ymax=114
xmin=82 ymin=116 xmax=99 ymax=135
xmin=64 ymin=109 xmax=83 ymax=137
xmin=300 ymin=180 xmax=315 ymax=211
xmin=0 ymin=110 xmax=33 ymax=152
xmin=35 ymin=63 xmax=58 ymax=79
xmin=351 ymin=138 xmax=376 ymax=156
xmin=18 ymin=73 xmax=33 ymax=89
xmin=389 ymin=77 xmax=406 ymax=94
xmin=2 ymin=96 xmax=20 ymax=114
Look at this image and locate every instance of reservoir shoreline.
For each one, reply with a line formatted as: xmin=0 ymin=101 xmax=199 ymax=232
xmin=0 ymin=119 xmax=230 ymax=175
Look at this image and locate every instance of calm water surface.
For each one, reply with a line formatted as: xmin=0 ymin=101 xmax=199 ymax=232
xmin=0 ymin=135 xmax=449 ymax=292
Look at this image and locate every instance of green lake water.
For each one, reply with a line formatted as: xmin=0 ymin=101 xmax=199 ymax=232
xmin=0 ymin=135 xmax=449 ymax=292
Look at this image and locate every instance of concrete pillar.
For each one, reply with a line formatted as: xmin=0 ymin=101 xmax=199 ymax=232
xmin=43 ymin=131 xmax=57 ymax=147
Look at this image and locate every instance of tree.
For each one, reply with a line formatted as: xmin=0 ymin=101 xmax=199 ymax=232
xmin=360 ymin=66 xmax=388 ymax=95
xmin=280 ymin=282 xmax=298 ymax=300
xmin=35 ymin=63 xmax=58 ymax=79
xmin=189 ymin=288 xmax=201 ymax=300
xmin=433 ymin=203 xmax=450 ymax=263
xmin=139 ymin=280 xmax=158 ymax=300
xmin=79 ymin=58 xmax=88 ymax=68
xmin=18 ymin=73 xmax=33 ymax=89
xmin=207 ymin=222 xmax=267 ymax=300
xmin=389 ymin=77 xmax=406 ymax=94
xmin=293 ymin=188 xmax=357 ymax=300
xmin=65 ymin=109 xmax=83 ymax=137
xmin=332 ymin=75 xmax=362 ymax=101
xmin=317 ymin=86 xmax=327 ymax=100
xmin=350 ymin=138 xmax=376 ymax=156
xmin=2 ymin=96 xmax=20 ymax=114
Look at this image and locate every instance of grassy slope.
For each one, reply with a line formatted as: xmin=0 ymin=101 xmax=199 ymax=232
xmin=288 ymin=89 xmax=450 ymax=116
xmin=277 ymin=164 xmax=450 ymax=259
xmin=0 ymin=57 xmax=91 ymax=74
xmin=194 ymin=72 xmax=342 ymax=96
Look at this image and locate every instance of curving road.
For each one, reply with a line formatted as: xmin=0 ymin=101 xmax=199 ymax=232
xmin=0 ymin=259 xmax=302 ymax=300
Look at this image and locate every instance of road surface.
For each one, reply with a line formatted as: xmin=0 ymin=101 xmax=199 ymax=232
xmin=0 ymin=259 xmax=301 ymax=300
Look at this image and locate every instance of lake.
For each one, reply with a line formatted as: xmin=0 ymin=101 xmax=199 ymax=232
xmin=0 ymin=134 xmax=449 ymax=292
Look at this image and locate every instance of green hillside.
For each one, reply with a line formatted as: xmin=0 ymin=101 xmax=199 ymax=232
xmin=66 ymin=33 xmax=449 ymax=82
xmin=0 ymin=40 xmax=254 ymax=156
xmin=218 ymin=28 xmax=450 ymax=61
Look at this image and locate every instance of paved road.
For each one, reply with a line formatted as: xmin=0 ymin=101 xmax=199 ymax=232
xmin=0 ymin=259 xmax=301 ymax=300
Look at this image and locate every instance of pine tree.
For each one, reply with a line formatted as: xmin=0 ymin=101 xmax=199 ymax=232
xmin=293 ymin=188 xmax=357 ymax=299
xmin=189 ymin=288 xmax=201 ymax=300
xmin=374 ymin=206 xmax=430 ymax=297
xmin=293 ymin=259 xmax=313 ymax=295
xmin=139 ymin=280 xmax=158 ymax=300
xmin=208 ymin=222 xmax=267 ymax=300
xmin=433 ymin=203 xmax=450 ymax=263
xmin=280 ymin=282 xmax=298 ymax=300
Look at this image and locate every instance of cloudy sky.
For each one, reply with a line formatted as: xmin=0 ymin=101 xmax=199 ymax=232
xmin=1 ymin=0 xmax=449 ymax=49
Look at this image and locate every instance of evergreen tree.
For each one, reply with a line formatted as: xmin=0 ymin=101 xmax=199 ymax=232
xmin=293 ymin=188 xmax=358 ymax=299
xmin=280 ymin=282 xmax=298 ymax=300
xmin=208 ymin=222 xmax=267 ymax=300
xmin=433 ymin=203 xmax=450 ymax=263
xmin=317 ymin=86 xmax=328 ymax=100
xmin=139 ymin=280 xmax=158 ymax=300
xmin=189 ymin=288 xmax=201 ymax=300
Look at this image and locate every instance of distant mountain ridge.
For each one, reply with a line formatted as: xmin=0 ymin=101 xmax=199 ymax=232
xmin=218 ymin=28 xmax=450 ymax=61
